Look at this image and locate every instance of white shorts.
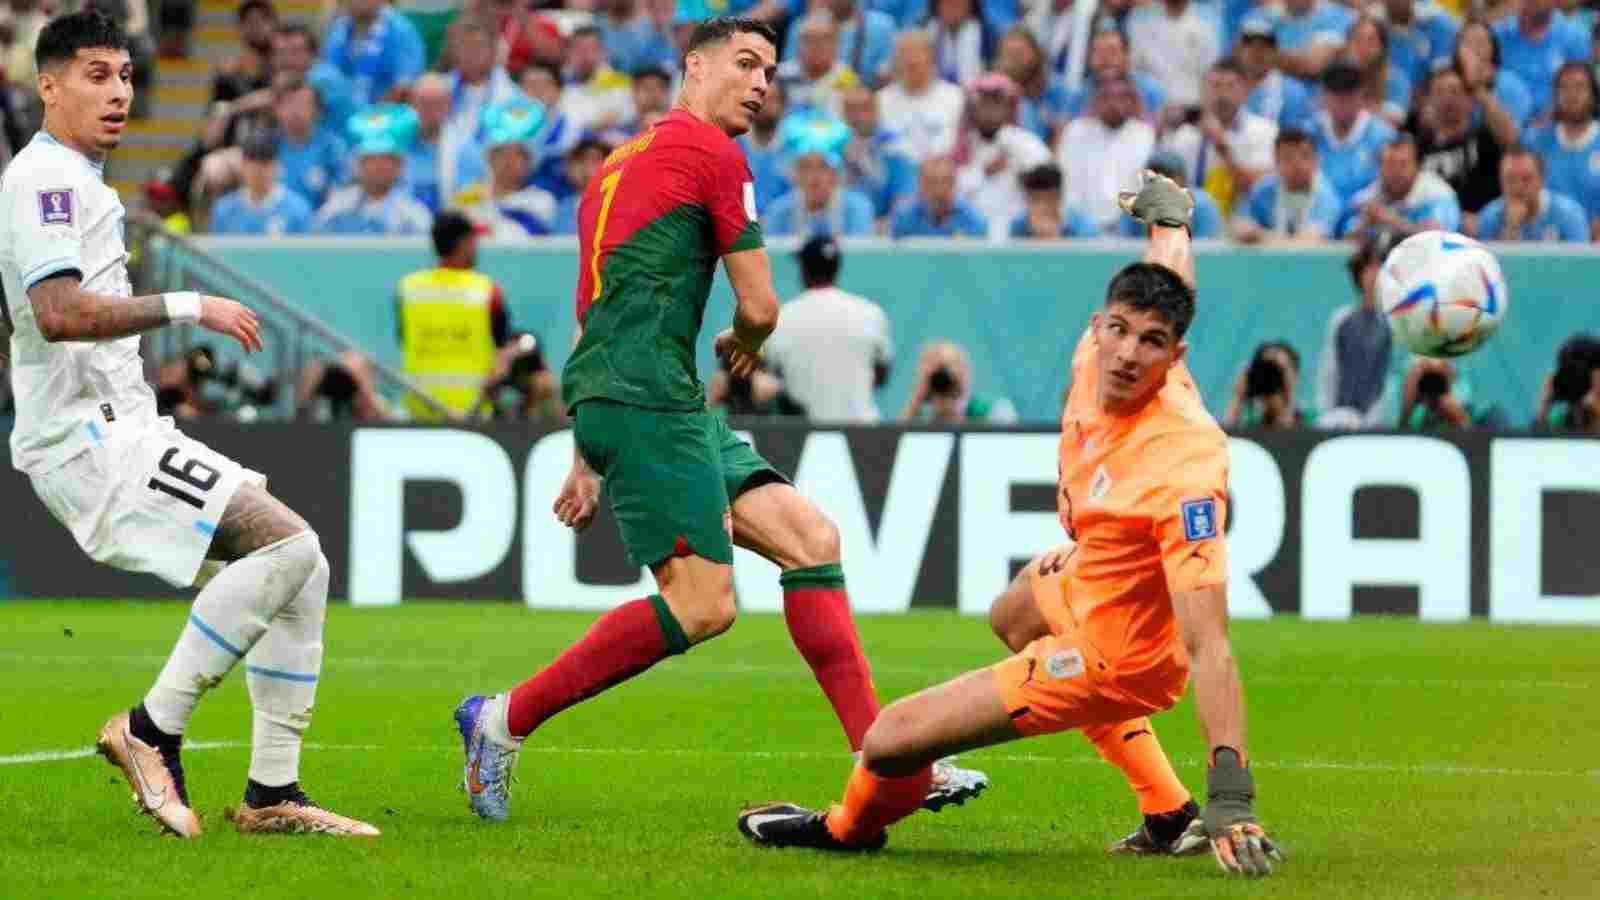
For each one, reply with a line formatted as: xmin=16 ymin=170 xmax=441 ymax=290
xmin=30 ymin=421 xmax=265 ymax=588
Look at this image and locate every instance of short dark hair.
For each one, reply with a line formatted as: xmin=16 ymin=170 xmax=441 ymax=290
xmin=797 ymin=235 xmax=841 ymax=287
xmin=1103 ymin=262 xmax=1196 ymax=340
xmin=432 ymin=210 xmax=478 ymax=258
xmin=238 ymin=0 xmax=276 ymax=22
xmin=274 ymin=23 xmax=319 ymax=54
xmin=686 ymin=16 xmax=778 ymax=57
xmin=523 ymin=59 xmax=562 ymax=84
xmin=1019 ymin=163 xmax=1063 ymax=193
xmin=1382 ymin=131 xmax=1419 ymax=159
xmin=1250 ymin=340 xmax=1300 ymax=375
xmin=1347 ymin=231 xmax=1393 ymax=285
xmin=1502 ymin=143 xmax=1545 ymax=175
xmin=632 ymin=64 xmax=672 ymax=86
xmin=1274 ymin=126 xmax=1314 ymax=150
xmin=1211 ymin=56 xmax=1246 ymax=79
xmin=35 ymin=9 xmax=128 ymax=72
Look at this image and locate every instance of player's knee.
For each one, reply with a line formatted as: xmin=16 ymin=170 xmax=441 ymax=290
xmin=279 ymin=529 xmax=324 ymax=588
xmin=859 ymin=710 xmax=926 ymax=778
xmin=673 ymin=572 xmax=738 ymax=643
xmin=793 ymin=514 xmax=841 ymax=568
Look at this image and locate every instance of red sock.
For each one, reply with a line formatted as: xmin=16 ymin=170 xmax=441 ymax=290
xmin=781 ymin=564 xmax=880 ymax=751
xmin=506 ymin=595 xmax=689 ymax=737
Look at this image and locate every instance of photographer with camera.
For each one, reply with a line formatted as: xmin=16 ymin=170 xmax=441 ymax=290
xmin=296 ymin=351 xmax=393 ymax=422
xmin=1225 ymin=341 xmax=1309 ymax=429
xmin=156 ymin=343 xmax=279 ymax=422
xmin=1536 ymin=334 xmax=1600 ymax=434
xmin=1398 ymin=357 xmax=1475 ymax=430
xmin=900 ymin=340 xmax=1018 ymax=425
xmin=475 ymin=333 xmax=564 ymax=422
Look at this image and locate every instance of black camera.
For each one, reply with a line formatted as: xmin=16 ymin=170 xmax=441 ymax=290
xmin=1245 ymin=356 xmax=1285 ymax=399
xmin=928 ymin=367 xmax=960 ymax=396
xmin=188 ymin=344 xmax=278 ymax=408
xmin=1181 ymin=105 xmax=1204 ymax=126
xmin=313 ymin=362 xmax=361 ymax=418
xmin=1552 ymin=335 xmax=1600 ymax=405
xmin=1416 ymin=371 xmax=1450 ymax=401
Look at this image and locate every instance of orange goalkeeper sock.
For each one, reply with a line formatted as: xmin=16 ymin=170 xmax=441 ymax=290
xmin=1082 ymin=717 xmax=1191 ymax=814
xmin=825 ymin=764 xmax=933 ymax=846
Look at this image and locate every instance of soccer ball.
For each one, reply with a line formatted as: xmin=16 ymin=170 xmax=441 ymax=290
xmin=1376 ymin=230 xmax=1509 ymax=358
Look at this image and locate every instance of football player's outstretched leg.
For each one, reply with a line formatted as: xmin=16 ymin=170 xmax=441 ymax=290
xmin=5 ymin=11 xmax=375 ymax=837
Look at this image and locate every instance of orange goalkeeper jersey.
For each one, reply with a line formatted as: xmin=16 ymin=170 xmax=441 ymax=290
xmin=1049 ymin=329 xmax=1231 ymax=687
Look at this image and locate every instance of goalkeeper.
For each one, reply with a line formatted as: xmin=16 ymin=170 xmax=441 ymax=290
xmin=737 ymin=171 xmax=1286 ymax=877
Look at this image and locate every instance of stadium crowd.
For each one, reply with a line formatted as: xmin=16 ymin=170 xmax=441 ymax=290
xmin=38 ymin=0 xmax=1600 ymax=245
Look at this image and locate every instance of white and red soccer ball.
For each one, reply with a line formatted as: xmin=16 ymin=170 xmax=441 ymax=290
xmin=1377 ymin=230 xmax=1509 ymax=358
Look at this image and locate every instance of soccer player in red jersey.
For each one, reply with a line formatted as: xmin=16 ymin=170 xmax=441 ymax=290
xmin=452 ymin=17 xmax=987 ymax=822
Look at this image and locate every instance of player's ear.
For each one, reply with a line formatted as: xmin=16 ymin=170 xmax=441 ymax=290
xmin=1172 ymin=340 xmax=1189 ymax=365
xmin=1089 ymin=311 xmax=1102 ymax=342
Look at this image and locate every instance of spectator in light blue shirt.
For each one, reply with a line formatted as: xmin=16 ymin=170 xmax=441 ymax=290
xmin=840 ymin=83 xmax=918 ymax=219
xmin=314 ymin=105 xmax=434 ymax=236
xmin=1313 ymin=59 xmax=1399 ymax=202
xmin=1522 ymin=61 xmax=1600 ymax=227
xmin=1239 ymin=19 xmax=1318 ymax=133
xmin=785 ymin=0 xmax=898 ymax=88
xmin=1493 ymin=0 xmax=1592 ymax=121
xmin=763 ymin=118 xmax=877 ymax=237
xmin=1268 ymin=0 xmax=1357 ymax=82
xmin=210 ymin=133 xmax=315 ymax=236
xmin=1008 ymin=164 xmax=1099 ymax=238
xmin=551 ymin=137 xmax=612 ymax=235
xmin=1347 ymin=15 xmax=1413 ymax=126
xmin=1337 ymin=133 xmax=1462 ymax=238
xmin=997 ymin=25 xmax=1071 ymax=143
xmin=1379 ymin=0 xmax=1459 ymax=86
xmin=322 ymin=0 xmax=427 ymax=108
xmin=273 ymin=83 xmax=347 ymax=209
xmin=868 ymin=0 xmax=928 ymax=28
xmin=739 ymin=81 xmax=794 ymax=212
xmin=1058 ymin=27 xmax=1168 ymax=125
xmin=1457 ymin=20 xmax=1537 ymax=129
xmin=598 ymin=0 xmax=677 ymax=75
xmin=272 ymin=24 xmax=356 ymax=134
xmin=1478 ymin=146 xmax=1592 ymax=240
xmin=889 ymin=156 xmax=988 ymax=237
xmin=1234 ymin=127 xmax=1344 ymax=242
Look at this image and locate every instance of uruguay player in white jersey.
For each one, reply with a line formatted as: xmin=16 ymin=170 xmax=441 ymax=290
xmin=0 ymin=11 xmax=377 ymax=838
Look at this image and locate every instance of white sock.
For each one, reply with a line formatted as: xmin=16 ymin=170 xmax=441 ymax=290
xmin=245 ymin=544 xmax=329 ymax=788
xmin=483 ymin=694 xmax=520 ymax=749
xmin=142 ymin=532 xmax=323 ymax=737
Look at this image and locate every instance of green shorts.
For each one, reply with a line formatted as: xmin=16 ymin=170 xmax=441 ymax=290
xmin=573 ymin=399 xmax=787 ymax=568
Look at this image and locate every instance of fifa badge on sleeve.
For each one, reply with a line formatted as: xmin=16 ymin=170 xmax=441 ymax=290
xmin=38 ymin=189 xmax=73 ymax=227
xmin=1181 ymin=498 xmax=1218 ymax=542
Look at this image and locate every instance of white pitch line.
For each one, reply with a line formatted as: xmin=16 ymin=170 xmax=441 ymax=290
xmin=0 ymin=653 xmax=1590 ymax=691
xmin=1 ymin=741 xmax=1593 ymax=779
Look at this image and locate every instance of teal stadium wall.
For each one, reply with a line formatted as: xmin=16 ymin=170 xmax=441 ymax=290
xmin=198 ymin=237 xmax=1597 ymax=425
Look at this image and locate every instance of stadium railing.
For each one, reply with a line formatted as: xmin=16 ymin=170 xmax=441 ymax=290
xmin=127 ymin=212 xmax=452 ymax=421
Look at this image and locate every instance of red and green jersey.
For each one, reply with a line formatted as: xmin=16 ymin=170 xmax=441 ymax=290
xmin=562 ymin=109 xmax=765 ymax=412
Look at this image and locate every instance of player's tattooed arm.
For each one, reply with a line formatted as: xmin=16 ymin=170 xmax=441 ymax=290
xmin=27 ymin=276 xmax=263 ymax=350
xmin=28 ymin=275 xmax=171 ymax=341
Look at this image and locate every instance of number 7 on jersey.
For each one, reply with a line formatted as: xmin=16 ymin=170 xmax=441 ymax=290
xmin=589 ymin=169 xmax=624 ymax=302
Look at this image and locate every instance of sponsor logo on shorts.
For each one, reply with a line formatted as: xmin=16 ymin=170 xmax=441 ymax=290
xmin=1043 ymin=648 xmax=1084 ymax=680
xmin=1181 ymin=498 xmax=1217 ymax=542
xmin=38 ymin=189 xmax=73 ymax=226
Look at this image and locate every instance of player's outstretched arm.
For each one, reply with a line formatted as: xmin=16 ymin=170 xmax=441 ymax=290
xmin=1118 ymin=169 xmax=1197 ymax=288
xmin=27 ymin=275 xmax=262 ymax=351
xmin=1171 ymin=583 xmax=1285 ymax=876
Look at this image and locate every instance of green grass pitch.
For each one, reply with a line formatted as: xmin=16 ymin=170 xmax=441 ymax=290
xmin=1 ymin=601 xmax=1596 ymax=900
